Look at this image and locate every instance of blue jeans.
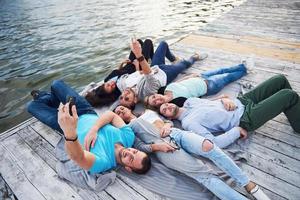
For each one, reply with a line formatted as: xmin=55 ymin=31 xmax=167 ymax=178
xmin=170 ymin=128 xmax=249 ymax=200
xmin=202 ymin=64 xmax=247 ymax=96
xmin=151 ymin=41 xmax=196 ymax=84
xmin=27 ymin=80 xmax=96 ymax=134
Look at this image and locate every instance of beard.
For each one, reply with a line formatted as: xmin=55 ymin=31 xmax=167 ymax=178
xmin=118 ymin=147 xmax=125 ymax=165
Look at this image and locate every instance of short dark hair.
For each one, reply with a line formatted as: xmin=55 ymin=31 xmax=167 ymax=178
xmin=132 ymin=155 xmax=151 ymax=174
xmin=85 ymin=84 xmax=121 ymax=107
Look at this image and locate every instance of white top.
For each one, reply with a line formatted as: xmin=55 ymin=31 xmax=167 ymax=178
xmin=116 ymin=65 xmax=167 ymax=92
xmin=150 ymin=65 xmax=167 ymax=87
xmin=139 ymin=109 xmax=162 ymax=124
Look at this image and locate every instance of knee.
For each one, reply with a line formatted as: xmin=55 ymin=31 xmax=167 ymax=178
xmin=144 ymin=39 xmax=153 ymax=46
xmin=159 ymin=40 xmax=168 ymax=48
xmin=274 ymin=74 xmax=288 ymax=83
xmin=202 ymin=139 xmax=214 ymax=152
xmin=283 ymin=89 xmax=299 ymax=102
xmin=51 ymin=79 xmax=64 ymax=90
xmin=137 ymin=39 xmax=143 ymax=46
xmin=26 ymin=101 xmax=35 ymax=114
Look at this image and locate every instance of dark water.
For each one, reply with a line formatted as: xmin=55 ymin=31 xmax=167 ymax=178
xmin=0 ymin=0 xmax=244 ymax=133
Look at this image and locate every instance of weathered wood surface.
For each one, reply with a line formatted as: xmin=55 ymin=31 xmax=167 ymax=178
xmin=1 ymin=0 xmax=300 ymax=199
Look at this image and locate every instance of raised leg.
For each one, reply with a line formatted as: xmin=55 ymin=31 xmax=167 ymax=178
xmin=151 ymin=41 xmax=176 ymax=66
xmin=159 ymin=56 xmax=197 ymax=84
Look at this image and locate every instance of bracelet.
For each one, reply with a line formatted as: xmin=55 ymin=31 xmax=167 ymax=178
xmin=64 ymin=135 xmax=78 ymax=142
xmin=137 ymin=55 xmax=145 ymax=62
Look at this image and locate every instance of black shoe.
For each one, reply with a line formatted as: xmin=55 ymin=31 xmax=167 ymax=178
xmin=30 ymin=90 xmax=40 ymax=100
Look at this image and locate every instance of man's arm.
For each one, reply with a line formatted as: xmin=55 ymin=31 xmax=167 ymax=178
xmin=57 ymin=103 xmax=96 ymax=170
xmin=186 ymin=122 xmax=244 ymax=148
xmin=133 ymin=136 xmax=175 ymax=153
xmin=212 ymin=127 xmax=245 ymax=148
xmin=84 ymin=111 xmax=125 ymax=151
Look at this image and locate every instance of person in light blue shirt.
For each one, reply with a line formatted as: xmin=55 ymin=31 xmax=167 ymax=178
xmin=159 ymin=75 xmax=300 ymax=147
xmin=27 ymin=79 xmax=151 ymax=175
xmin=159 ymin=97 xmax=246 ymax=148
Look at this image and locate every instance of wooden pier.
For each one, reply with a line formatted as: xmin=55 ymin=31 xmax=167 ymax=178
xmin=1 ymin=0 xmax=300 ymax=199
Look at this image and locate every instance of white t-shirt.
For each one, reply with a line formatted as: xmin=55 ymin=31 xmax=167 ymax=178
xmin=139 ymin=109 xmax=162 ymax=124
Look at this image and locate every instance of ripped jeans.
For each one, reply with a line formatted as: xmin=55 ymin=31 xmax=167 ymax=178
xmin=170 ymin=128 xmax=249 ymax=200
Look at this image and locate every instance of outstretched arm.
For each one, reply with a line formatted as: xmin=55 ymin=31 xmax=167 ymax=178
xmin=130 ymin=39 xmax=152 ymax=75
xmin=58 ymin=103 xmax=95 ymax=170
xmin=84 ymin=111 xmax=126 ymax=151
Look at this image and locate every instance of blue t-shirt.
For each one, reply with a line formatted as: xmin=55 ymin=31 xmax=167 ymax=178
xmin=76 ymin=114 xmax=135 ymax=174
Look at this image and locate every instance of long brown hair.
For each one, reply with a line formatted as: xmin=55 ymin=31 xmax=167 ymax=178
xmin=85 ymin=84 xmax=121 ymax=107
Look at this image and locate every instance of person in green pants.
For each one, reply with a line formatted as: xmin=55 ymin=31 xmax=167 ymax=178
xmin=159 ymin=74 xmax=300 ymax=139
xmin=238 ymin=74 xmax=300 ymax=132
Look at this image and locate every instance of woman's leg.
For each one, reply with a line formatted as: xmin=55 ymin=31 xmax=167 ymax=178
xmin=142 ymin=39 xmax=154 ymax=61
xmin=202 ymin=63 xmax=246 ymax=78
xmin=151 ymin=41 xmax=176 ymax=66
xmin=205 ymin=70 xmax=247 ymax=95
xmin=159 ymin=56 xmax=197 ymax=84
xmin=170 ymin=129 xmax=250 ymax=187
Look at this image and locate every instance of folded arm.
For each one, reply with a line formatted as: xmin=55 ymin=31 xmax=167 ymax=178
xmin=84 ymin=111 xmax=126 ymax=151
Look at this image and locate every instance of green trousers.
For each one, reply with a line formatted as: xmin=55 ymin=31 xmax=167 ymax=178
xmin=238 ymin=74 xmax=300 ymax=133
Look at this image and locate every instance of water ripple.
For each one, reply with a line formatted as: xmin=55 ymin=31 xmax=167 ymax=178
xmin=0 ymin=0 xmax=245 ymax=132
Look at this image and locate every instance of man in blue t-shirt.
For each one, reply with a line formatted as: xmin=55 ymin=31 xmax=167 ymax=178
xmin=27 ymin=80 xmax=151 ymax=175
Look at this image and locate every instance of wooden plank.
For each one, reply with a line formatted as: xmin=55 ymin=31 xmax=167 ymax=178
xmin=180 ymin=34 xmax=300 ymax=63
xmin=245 ymin=141 xmax=300 ymax=174
xmin=250 ymin=133 xmax=300 ymax=161
xmin=241 ymin=164 xmax=300 ymax=200
xmin=0 ymin=142 xmax=46 ymax=200
xmin=21 ymin=125 xmax=114 ymax=200
xmin=0 ymin=118 xmax=36 ymax=141
xmin=1 ymin=132 xmax=83 ymax=200
xmin=30 ymin=119 xmax=61 ymax=146
xmin=256 ymin=125 xmax=300 ymax=148
xmin=245 ymin=149 xmax=300 ymax=187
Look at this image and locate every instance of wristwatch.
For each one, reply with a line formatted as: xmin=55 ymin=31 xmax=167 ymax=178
xmin=137 ymin=55 xmax=145 ymax=62
xmin=64 ymin=135 xmax=78 ymax=142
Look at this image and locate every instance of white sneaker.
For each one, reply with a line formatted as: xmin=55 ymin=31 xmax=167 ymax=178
xmin=250 ymin=185 xmax=271 ymax=200
xmin=241 ymin=56 xmax=255 ymax=73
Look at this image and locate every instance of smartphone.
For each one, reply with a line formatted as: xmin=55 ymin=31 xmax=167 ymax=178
xmin=66 ymin=96 xmax=76 ymax=116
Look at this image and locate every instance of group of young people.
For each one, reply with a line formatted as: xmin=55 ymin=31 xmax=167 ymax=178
xmin=27 ymin=39 xmax=300 ymax=200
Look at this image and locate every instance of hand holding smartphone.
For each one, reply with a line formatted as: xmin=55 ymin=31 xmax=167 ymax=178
xmin=66 ymin=96 xmax=76 ymax=116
